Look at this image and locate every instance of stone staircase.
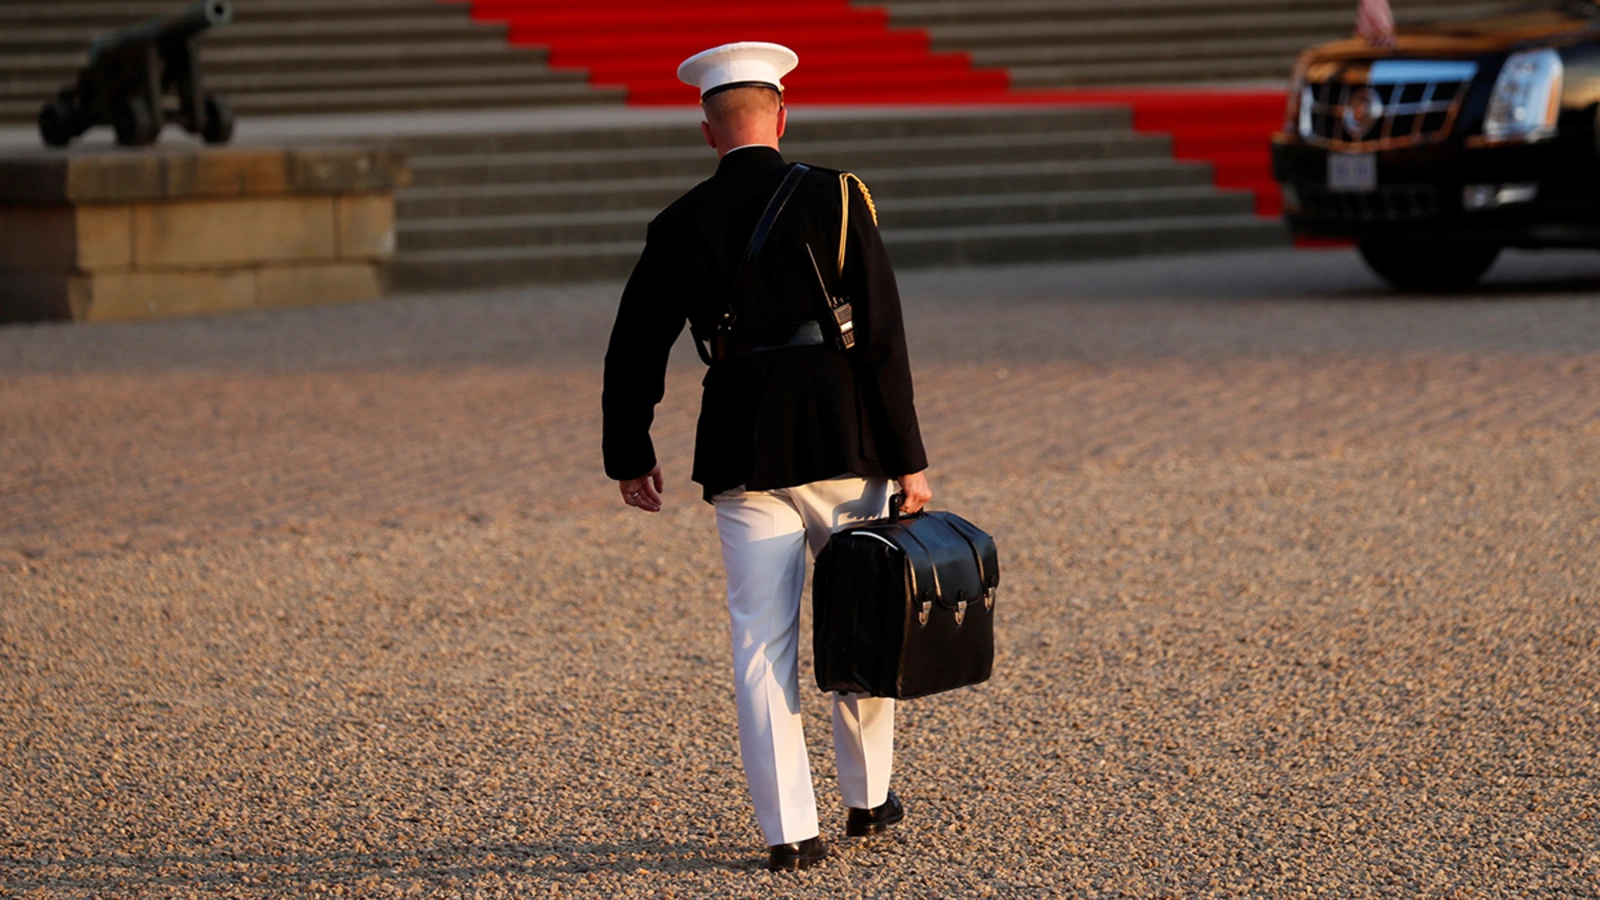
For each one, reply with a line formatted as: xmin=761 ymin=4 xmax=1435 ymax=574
xmin=0 ymin=0 xmax=618 ymax=126
xmin=857 ymin=0 xmax=1521 ymax=87
xmin=388 ymin=107 xmax=1285 ymax=290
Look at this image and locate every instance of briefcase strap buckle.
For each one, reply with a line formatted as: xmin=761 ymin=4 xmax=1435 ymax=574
xmin=918 ymin=599 xmax=932 ymax=626
xmin=955 ymin=599 xmax=968 ymax=626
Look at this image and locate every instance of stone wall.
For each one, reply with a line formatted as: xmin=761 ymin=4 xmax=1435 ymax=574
xmin=0 ymin=145 xmax=409 ymax=323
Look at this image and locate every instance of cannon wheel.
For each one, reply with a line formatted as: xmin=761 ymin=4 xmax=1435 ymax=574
xmin=39 ymin=99 xmax=77 ymax=147
xmin=113 ymin=96 xmax=159 ymax=147
xmin=200 ymin=93 xmax=235 ymax=145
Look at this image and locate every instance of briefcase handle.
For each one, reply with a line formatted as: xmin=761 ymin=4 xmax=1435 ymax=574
xmin=888 ymin=492 xmax=923 ymax=523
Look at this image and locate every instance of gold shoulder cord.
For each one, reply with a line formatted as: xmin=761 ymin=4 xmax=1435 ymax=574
xmin=837 ymin=173 xmax=878 ymax=277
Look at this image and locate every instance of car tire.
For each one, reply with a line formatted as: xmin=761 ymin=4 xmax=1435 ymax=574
xmin=1357 ymin=240 xmax=1501 ymax=292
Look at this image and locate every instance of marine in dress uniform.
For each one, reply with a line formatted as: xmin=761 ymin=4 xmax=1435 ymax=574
xmin=600 ymin=42 xmax=932 ymax=871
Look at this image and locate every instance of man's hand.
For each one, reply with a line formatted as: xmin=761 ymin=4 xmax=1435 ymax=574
xmin=619 ymin=466 xmax=665 ymax=513
xmin=896 ymin=470 xmax=932 ymax=515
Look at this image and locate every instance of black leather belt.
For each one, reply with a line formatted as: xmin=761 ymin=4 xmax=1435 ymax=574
xmin=709 ymin=320 xmax=825 ymax=362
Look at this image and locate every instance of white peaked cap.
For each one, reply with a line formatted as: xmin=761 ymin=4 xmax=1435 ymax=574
xmin=677 ymin=42 xmax=799 ymax=99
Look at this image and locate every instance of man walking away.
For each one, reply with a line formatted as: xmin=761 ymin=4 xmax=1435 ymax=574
xmin=601 ymin=42 xmax=932 ymax=871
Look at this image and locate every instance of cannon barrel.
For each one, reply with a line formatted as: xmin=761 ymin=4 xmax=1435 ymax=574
xmin=88 ymin=0 xmax=233 ymax=65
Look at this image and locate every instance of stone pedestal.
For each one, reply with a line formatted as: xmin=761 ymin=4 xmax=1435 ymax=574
xmin=0 ymin=145 xmax=409 ymax=324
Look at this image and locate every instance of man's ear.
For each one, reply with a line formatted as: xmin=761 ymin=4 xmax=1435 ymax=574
xmin=775 ymin=105 xmax=788 ymax=140
xmin=701 ymin=120 xmax=717 ymax=151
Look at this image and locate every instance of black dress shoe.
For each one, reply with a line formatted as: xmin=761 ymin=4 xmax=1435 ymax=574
xmin=845 ymin=790 xmax=905 ymax=837
xmin=767 ymin=835 xmax=829 ymax=872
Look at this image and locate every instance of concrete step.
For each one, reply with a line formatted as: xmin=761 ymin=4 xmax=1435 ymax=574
xmin=230 ymin=82 xmax=622 ymax=117
xmin=0 ymin=0 xmax=615 ymax=124
xmin=969 ymin=33 xmax=1324 ymax=68
xmin=398 ymin=175 xmax=696 ymax=220
xmin=391 ymin=108 xmax=1138 ymax=156
xmin=209 ymin=63 xmax=587 ymax=94
xmin=868 ymin=0 xmax=1314 ymax=26
xmin=0 ymin=0 xmax=453 ymax=28
xmin=871 ymin=0 xmax=1519 ymax=86
xmin=871 ymin=0 xmax=1505 ymax=27
xmin=395 ymin=185 xmax=1256 ymax=253
xmin=2 ymin=40 xmax=548 ymax=81
xmin=391 ymin=241 xmax=644 ymax=290
xmin=1 ymin=16 xmax=502 ymax=54
xmin=399 ymin=209 xmax=656 ymax=252
xmin=0 ymin=99 xmax=49 ymax=123
xmin=203 ymin=39 xmax=554 ymax=72
xmin=921 ymin=11 xmax=1368 ymax=49
xmin=4 ymin=63 xmax=591 ymax=106
xmin=380 ymin=89 xmax=1289 ymax=290
xmin=880 ymin=214 xmax=1287 ymax=268
xmin=879 ymin=184 xmax=1257 ymax=228
xmin=396 ymin=158 xmax=1218 ymax=219
xmin=1011 ymin=56 xmax=1309 ymax=88
xmin=396 ymin=125 xmax=704 ymax=158
xmin=389 ymin=213 xmax=1286 ymax=290
xmin=1 ymin=87 xmax=619 ymax=124
xmin=405 ymin=131 xmax=1175 ymax=188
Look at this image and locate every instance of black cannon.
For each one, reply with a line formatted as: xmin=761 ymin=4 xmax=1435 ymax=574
xmin=39 ymin=0 xmax=236 ymax=148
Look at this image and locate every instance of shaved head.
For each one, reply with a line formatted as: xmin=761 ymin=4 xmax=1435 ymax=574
xmin=703 ymin=85 xmax=782 ymax=124
xmin=700 ymin=86 xmax=787 ymax=157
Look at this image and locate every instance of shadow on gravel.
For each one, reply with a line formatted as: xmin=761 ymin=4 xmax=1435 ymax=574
xmin=1295 ymin=270 xmax=1600 ymax=304
xmin=1447 ymin=271 xmax=1600 ymax=297
xmin=0 ymin=839 xmax=752 ymax=892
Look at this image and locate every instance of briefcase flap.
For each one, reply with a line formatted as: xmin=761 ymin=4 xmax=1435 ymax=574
xmin=867 ymin=511 xmax=998 ymax=623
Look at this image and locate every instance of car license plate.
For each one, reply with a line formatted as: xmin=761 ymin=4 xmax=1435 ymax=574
xmin=1328 ymin=153 xmax=1377 ymax=192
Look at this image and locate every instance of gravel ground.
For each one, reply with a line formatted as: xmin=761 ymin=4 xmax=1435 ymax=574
xmin=2 ymin=247 xmax=1598 ymax=898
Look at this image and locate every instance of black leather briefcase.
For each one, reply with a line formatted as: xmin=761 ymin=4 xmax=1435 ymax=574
xmin=813 ymin=503 xmax=999 ymax=699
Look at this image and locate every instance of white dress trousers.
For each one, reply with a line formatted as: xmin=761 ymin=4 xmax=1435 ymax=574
xmin=712 ymin=474 xmax=897 ymax=847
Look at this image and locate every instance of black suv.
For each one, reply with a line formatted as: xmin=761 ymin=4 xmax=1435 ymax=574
xmin=1272 ymin=2 xmax=1600 ymax=289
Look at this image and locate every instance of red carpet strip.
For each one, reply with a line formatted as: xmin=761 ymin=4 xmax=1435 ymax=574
xmin=440 ymin=0 xmax=1290 ymax=218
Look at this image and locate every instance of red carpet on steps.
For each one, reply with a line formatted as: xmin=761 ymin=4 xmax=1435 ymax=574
xmin=1037 ymin=90 xmax=1289 ymax=217
xmin=439 ymin=0 xmax=1290 ymax=218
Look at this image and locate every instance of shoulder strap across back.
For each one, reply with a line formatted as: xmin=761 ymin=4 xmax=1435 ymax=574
xmin=692 ymin=163 xmax=811 ymax=366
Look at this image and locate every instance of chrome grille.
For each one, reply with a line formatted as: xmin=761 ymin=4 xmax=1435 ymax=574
xmin=1297 ymin=184 xmax=1440 ymax=222
xmin=1299 ymin=60 xmax=1478 ymax=152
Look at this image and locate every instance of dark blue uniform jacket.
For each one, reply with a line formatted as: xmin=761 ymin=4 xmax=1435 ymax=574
xmin=602 ymin=145 xmax=928 ymax=501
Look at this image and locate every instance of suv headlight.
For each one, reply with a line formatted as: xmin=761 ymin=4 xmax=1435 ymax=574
xmin=1482 ymin=48 xmax=1564 ymax=144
